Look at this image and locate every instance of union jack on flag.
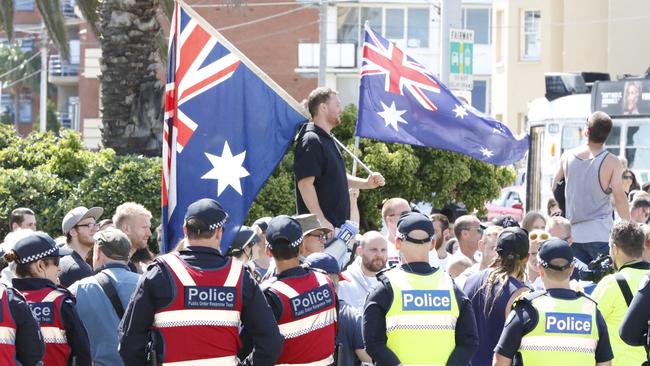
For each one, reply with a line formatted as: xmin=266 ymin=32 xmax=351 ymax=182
xmin=162 ymin=2 xmax=307 ymax=253
xmin=356 ymin=23 xmax=529 ymax=166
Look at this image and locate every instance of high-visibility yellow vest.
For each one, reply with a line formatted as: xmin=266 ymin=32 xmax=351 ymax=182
xmin=384 ymin=267 xmax=459 ymax=366
xmin=519 ymin=291 xmax=599 ymax=366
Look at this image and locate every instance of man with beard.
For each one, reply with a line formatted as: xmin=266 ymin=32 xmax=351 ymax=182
xmin=338 ymin=231 xmax=388 ymax=309
xmin=294 ymin=87 xmax=384 ymax=231
xmin=113 ymin=202 xmax=152 ymax=273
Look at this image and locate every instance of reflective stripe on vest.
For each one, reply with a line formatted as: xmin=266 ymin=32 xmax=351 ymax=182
xmin=40 ymin=326 xmax=68 ymax=344
xmin=271 ymin=272 xmax=336 ymax=339
xmin=519 ymin=293 xmax=598 ymax=366
xmin=384 ymin=267 xmax=459 ymax=365
xmin=153 ymin=254 xmax=244 ymax=365
xmin=161 ymin=355 xmax=237 ymax=366
xmin=276 ymin=354 xmax=334 ymax=366
xmin=0 ymin=285 xmax=17 ymax=364
xmin=153 ymin=254 xmax=243 ymax=329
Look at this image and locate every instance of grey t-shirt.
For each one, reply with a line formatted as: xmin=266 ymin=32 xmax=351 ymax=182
xmin=59 ymin=250 xmax=93 ymax=288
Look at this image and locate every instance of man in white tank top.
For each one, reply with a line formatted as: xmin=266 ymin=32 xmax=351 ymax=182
xmin=552 ymin=111 xmax=630 ymax=265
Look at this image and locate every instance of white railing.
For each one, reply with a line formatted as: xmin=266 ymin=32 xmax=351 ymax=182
xmin=49 ymin=54 xmax=79 ymax=77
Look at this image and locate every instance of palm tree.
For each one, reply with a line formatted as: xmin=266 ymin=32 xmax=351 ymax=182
xmin=0 ymin=0 xmax=173 ymax=156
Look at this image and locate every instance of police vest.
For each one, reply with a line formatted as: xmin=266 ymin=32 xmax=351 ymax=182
xmin=23 ymin=287 xmax=71 ymax=366
xmin=153 ymin=254 xmax=244 ymax=366
xmin=383 ymin=267 xmax=459 ymax=366
xmin=519 ymin=291 xmax=599 ymax=366
xmin=0 ymin=285 xmax=17 ymax=364
xmin=268 ymin=270 xmax=337 ymax=366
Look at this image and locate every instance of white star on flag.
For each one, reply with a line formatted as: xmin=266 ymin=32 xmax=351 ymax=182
xmin=201 ymin=141 xmax=250 ymax=196
xmin=377 ymin=100 xmax=408 ymax=131
xmin=453 ymin=104 xmax=468 ymax=119
xmin=479 ymin=147 xmax=494 ymax=158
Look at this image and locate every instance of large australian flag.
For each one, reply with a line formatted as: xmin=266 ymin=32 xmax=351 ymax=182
xmin=162 ymin=2 xmax=307 ymax=253
xmin=356 ymin=23 xmax=528 ymax=165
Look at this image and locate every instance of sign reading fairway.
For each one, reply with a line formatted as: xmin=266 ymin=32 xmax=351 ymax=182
xmin=449 ymin=28 xmax=474 ymax=90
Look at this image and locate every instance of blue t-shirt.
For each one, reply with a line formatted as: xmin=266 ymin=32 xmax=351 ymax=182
xmin=463 ymin=268 xmax=527 ymax=366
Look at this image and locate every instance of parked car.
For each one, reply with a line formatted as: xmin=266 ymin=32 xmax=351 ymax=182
xmin=485 ymin=186 xmax=525 ymax=222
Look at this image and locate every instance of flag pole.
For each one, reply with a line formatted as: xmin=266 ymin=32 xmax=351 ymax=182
xmin=332 ymin=136 xmax=372 ymax=174
xmin=351 ymin=136 xmax=360 ymax=175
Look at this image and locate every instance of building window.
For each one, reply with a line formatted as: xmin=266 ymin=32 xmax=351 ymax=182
xmin=385 ymin=8 xmax=405 ymax=40
xmin=521 ymin=10 xmax=541 ymax=60
xmin=337 ymin=7 xmax=359 ymax=44
xmin=15 ymin=0 xmax=34 ymax=11
xmin=336 ymin=6 xmax=430 ymax=49
xmin=471 ymin=79 xmax=488 ymax=113
xmin=407 ymin=8 xmax=429 ymax=48
xmin=462 ymin=8 xmax=491 ymax=45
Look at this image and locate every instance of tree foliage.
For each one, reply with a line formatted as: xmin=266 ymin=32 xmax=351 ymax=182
xmin=247 ymin=105 xmax=516 ymax=230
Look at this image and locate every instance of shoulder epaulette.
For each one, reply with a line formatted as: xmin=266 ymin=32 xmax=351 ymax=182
xmin=376 ymin=266 xmax=395 ymax=287
xmin=576 ymin=291 xmax=598 ymax=305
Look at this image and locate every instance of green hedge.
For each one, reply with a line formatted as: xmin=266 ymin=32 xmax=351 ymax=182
xmin=0 ymin=106 xmax=515 ymax=244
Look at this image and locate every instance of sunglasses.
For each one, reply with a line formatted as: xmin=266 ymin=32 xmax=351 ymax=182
xmin=529 ymin=232 xmax=550 ymax=241
xmin=623 ymin=175 xmax=633 ymax=180
xmin=306 ymin=233 xmax=328 ymax=242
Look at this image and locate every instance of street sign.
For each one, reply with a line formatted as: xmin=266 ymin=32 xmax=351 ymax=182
xmin=449 ymin=28 xmax=474 ymax=90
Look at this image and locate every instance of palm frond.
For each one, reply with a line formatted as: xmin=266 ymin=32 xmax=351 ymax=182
xmin=36 ymin=0 xmax=70 ymax=62
xmin=159 ymin=0 xmax=174 ymax=19
xmin=75 ymin=0 xmax=100 ymax=37
xmin=0 ymin=0 xmax=15 ymax=41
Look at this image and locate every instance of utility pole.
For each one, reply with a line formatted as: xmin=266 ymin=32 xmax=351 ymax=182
xmin=439 ymin=0 xmax=462 ymax=84
xmin=318 ymin=0 xmax=327 ymax=86
xmin=39 ymin=24 xmax=47 ymax=132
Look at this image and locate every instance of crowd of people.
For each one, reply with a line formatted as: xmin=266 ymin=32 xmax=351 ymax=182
xmin=1 ymin=88 xmax=650 ymax=366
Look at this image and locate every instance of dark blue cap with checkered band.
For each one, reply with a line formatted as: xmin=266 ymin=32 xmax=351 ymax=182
xmin=397 ymin=212 xmax=435 ymax=244
xmin=184 ymin=198 xmax=229 ymax=231
xmin=13 ymin=232 xmax=73 ymax=264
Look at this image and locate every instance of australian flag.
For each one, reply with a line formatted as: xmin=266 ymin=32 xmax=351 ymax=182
xmin=162 ymin=2 xmax=307 ymax=253
xmin=356 ymin=23 xmax=528 ymax=165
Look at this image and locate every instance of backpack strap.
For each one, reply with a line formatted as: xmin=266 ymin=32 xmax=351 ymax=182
xmin=96 ymin=271 xmax=125 ymax=319
xmin=615 ymin=272 xmax=634 ymax=307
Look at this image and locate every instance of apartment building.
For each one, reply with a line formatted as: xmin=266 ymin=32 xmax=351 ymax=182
xmin=491 ymin=0 xmax=650 ymax=134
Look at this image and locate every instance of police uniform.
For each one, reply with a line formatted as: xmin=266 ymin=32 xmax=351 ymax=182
xmin=363 ymin=212 xmax=479 ymax=366
xmin=10 ymin=232 xmax=92 ymax=366
xmin=0 ymin=282 xmax=44 ymax=365
xmin=261 ymin=215 xmax=338 ymax=366
xmin=494 ymin=239 xmax=613 ymax=365
xmin=118 ymin=199 xmax=283 ymax=366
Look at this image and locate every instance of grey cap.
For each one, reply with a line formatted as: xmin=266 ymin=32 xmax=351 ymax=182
xmin=94 ymin=227 xmax=131 ymax=261
xmin=62 ymin=206 xmax=104 ymax=235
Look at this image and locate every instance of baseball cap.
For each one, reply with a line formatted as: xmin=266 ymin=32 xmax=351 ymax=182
xmin=538 ymin=238 xmax=573 ymax=271
xmin=94 ymin=227 xmax=131 ymax=261
xmin=304 ymin=252 xmax=347 ymax=280
xmin=496 ymin=227 xmax=529 ymax=259
xmin=184 ymin=198 xmax=229 ymax=230
xmin=62 ymin=206 xmax=104 ymax=235
xmin=492 ymin=215 xmax=520 ymax=228
xmin=397 ymin=212 xmax=435 ymax=244
xmin=13 ymin=232 xmax=73 ymax=264
xmin=294 ymin=214 xmax=332 ymax=236
xmin=227 ymin=226 xmax=259 ymax=256
xmin=266 ymin=215 xmax=303 ymax=249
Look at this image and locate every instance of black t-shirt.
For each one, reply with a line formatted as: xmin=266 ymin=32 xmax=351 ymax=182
xmin=294 ymin=123 xmax=349 ymax=227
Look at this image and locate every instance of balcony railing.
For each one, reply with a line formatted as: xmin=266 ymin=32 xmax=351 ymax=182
xmin=49 ymin=54 xmax=79 ymax=77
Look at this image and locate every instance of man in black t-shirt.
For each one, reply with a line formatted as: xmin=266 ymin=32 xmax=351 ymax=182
xmin=294 ymin=87 xmax=385 ymax=229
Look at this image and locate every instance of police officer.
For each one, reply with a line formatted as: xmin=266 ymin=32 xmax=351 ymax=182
xmin=262 ymin=215 xmax=338 ymax=365
xmin=0 ymin=279 xmax=44 ymax=364
xmin=6 ymin=232 xmax=91 ymax=365
xmin=227 ymin=225 xmax=262 ymax=282
xmin=119 ymin=198 xmax=283 ymax=366
xmin=620 ymin=270 xmax=650 ymax=365
xmin=494 ymin=238 xmax=613 ymax=366
xmin=363 ymin=212 xmax=479 ymax=365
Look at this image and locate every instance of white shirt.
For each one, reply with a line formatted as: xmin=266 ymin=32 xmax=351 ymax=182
xmin=338 ymin=262 xmax=380 ymax=309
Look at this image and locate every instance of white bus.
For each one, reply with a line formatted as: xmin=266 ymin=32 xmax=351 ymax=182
xmin=526 ymin=78 xmax=650 ymax=212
